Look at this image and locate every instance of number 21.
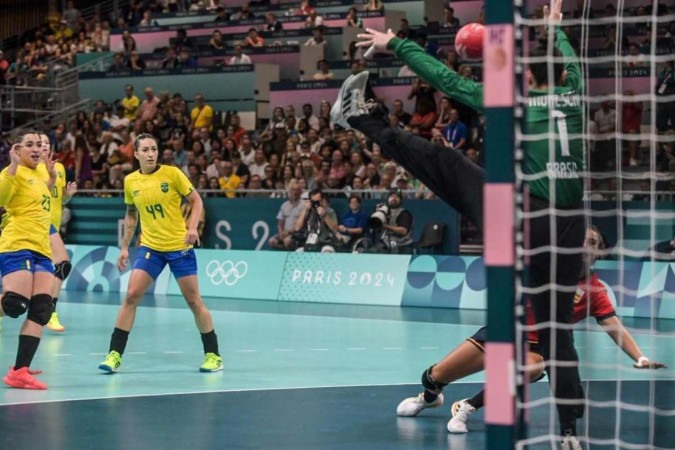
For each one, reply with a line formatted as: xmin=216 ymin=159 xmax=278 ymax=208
xmin=553 ymin=110 xmax=570 ymax=157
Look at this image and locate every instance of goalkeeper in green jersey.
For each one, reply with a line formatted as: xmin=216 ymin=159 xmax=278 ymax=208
xmin=331 ymin=0 xmax=585 ymax=446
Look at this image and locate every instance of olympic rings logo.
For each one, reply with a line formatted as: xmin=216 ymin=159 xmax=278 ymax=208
xmin=205 ymin=260 xmax=248 ymax=286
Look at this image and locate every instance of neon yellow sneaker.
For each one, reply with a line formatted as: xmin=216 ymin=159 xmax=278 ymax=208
xmin=98 ymin=351 xmax=122 ymax=373
xmin=46 ymin=312 xmax=65 ymax=332
xmin=199 ymin=353 xmax=223 ymax=372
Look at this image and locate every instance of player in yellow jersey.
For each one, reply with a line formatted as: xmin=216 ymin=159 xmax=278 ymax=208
xmin=98 ymin=134 xmax=223 ymax=373
xmin=38 ymin=133 xmax=77 ymax=332
xmin=0 ymin=130 xmax=56 ymax=390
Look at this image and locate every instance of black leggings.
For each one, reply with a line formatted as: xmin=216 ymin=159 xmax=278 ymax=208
xmin=351 ymin=115 xmax=484 ymax=231
xmin=350 ymin=115 xmax=584 ymax=434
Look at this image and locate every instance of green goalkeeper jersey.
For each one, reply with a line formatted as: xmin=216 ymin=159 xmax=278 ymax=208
xmin=388 ymin=28 xmax=584 ymax=207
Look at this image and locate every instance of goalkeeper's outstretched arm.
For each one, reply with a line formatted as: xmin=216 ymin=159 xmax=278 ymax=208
xmin=355 ymin=28 xmax=484 ymax=113
xmin=599 ymin=316 xmax=668 ymax=369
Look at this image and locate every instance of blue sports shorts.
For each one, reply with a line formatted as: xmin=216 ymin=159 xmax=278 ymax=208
xmin=49 ymin=224 xmax=58 ymax=235
xmin=133 ymin=246 xmax=197 ymax=280
xmin=0 ymin=249 xmax=55 ymax=276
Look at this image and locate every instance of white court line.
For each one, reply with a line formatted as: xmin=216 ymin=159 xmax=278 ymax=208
xmin=419 ymin=347 xmax=439 ymax=350
xmin=163 ymin=351 xmax=183 ymax=354
xmin=383 ymin=347 xmax=402 ymax=350
xmin=89 ymin=353 xmax=106 ymax=356
xmin=0 ymin=378 xmax=656 ymax=408
xmin=310 ymin=348 xmax=329 ymax=351
xmin=54 ymin=354 xmax=72 ymax=357
xmin=274 ymin=349 xmax=294 ymax=352
xmin=126 ymin=352 xmax=147 ymax=355
xmin=235 ymin=349 xmax=256 ymax=353
xmin=346 ymin=347 xmax=366 ymax=351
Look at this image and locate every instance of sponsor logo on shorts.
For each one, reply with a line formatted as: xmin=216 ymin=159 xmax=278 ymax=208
xmin=205 ymin=260 xmax=248 ymax=286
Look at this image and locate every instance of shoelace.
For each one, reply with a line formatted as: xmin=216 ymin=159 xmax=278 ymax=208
xmin=354 ymin=90 xmax=376 ymax=113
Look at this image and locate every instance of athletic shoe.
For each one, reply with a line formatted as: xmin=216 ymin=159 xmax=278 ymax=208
xmin=200 ymin=352 xmax=223 ymax=373
xmin=448 ymin=399 xmax=477 ymax=433
xmin=330 ymin=71 xmax=375 ymax=129
xmin=46 ymin=312 xmax=65 ymax=332
xmin=98 ymin=351 xmax=122 ymax=373
xmin=561 ymin=432 xmax=582 ymax=450
xmin=396 ymin=392 xmax=444 ymax=417
xmin=3 ymin=366 xmax=47 ymax=390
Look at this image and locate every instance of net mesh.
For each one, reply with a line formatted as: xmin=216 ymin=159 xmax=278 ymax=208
xmin=512 ymin=1 xmax=675 ymax=448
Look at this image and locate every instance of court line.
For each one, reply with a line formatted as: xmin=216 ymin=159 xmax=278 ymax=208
xmin=0 ymin=378 xmax=664 ymax=408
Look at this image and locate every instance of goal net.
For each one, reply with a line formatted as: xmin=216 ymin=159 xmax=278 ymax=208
xmin=511 ymin=1 xmax=675 ymax=448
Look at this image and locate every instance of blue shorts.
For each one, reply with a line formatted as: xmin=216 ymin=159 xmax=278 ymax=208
xmin=0 ymin=250 xmax=55 ymax=276
xmin=49 ymin=224 xmax=58 ymax=235
xmin=133 ymin=246 xmax=197 ymax=280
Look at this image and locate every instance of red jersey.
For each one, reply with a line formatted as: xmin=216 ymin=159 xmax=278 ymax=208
xmin=526 ymin=273 xmax=616 ymax=343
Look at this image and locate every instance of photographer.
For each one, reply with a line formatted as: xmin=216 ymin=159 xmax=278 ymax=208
xmin=293 ymin=189 xmax=339 ymax=252
xmin=367 ymin=188 xmax=414 ymax=253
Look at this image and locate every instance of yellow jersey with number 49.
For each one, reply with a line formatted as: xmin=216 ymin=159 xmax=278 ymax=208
xmin=124 ymin=165 xmax=195 ymax=252
xmin=0 ymin=165 xmax=52 ymax=257
xmin=37 ymin=161 xmax=67 ymax=229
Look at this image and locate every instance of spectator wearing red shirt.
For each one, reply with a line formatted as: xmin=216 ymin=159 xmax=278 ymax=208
xmin=621 ymin=90 xmax=643 ymax=166
xmin=409 ymin=98 xmax=438 ymax=139
xmin=295 ymin=0 xmax=315 ymax=16
xmin=229 ymin=114 xmax=248 ymax=145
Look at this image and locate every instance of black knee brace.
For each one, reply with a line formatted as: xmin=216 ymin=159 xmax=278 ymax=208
xmin=1 ymin=291 xmax=30 ymax=318
xmin=27 ymin=294 xmax=53 ymax=326
xmin=421 ymin=365 xmax=447 ymax=394
xmin=54 ymin=260 xmax=72 ymax=281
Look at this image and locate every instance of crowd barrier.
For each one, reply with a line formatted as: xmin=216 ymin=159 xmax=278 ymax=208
xmin=67 ymin=196 xmax=461 ymax=253
xmin=63 ymin=246 xmax=675 ymax=319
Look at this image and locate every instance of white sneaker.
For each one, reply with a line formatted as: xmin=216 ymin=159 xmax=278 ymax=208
xmin=447 ymin=399 xmax=476 ymax=433
xmin=629 ymin=158 xmax=638 ymax=166
xmin=561 ymin=433 xmax=582 ymax=450
xmin=396 ymin=392 xmax=444 ymax=417
xmin=330 ymin=71 xmax=374 ymax=129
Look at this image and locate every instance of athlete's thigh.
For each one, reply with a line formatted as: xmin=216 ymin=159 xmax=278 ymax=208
xmin=2 ymin=271 xmax=34 ymax=298
xmin=32 ymin=271 xmax=55 ymax=296
xmin=126 ymin=269 xmax=155 ymax=299
xmin=380 ymin=127 xmax=485 ymax=228
xmin=49 ymin=232 xmax=69 ymax=262
xmin=175 ymin=275 xmax=204 ymax=304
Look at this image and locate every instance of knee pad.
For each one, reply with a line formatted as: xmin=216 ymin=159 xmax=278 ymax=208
xmin=27 ymin=294 xmax=53 ymax=326
xmin=1 ymin=291 xmax=30 ymax=318
xmin=54 ymin=260 xmax=72 ymax=281
xmin=421 ymin=365 xmax=447 ymax=395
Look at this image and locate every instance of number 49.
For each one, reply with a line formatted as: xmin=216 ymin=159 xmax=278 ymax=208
xmin=145 ymin=204 xmax=165 ymax=219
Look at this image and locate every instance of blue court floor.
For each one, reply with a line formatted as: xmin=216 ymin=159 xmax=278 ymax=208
xmin=0 ymin=292 xmax=673 ymax=450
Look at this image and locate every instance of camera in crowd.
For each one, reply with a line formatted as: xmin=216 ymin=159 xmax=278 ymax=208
xmin=369 ymin=204 xmax=390 ymax=228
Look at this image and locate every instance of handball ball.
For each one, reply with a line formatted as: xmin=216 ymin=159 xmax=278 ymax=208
xmin=454 ymin=23 xmax=485 ymax=61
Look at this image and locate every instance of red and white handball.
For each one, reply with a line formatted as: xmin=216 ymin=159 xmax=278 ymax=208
xmin=454 ymin=23 xmax=485 ymax=61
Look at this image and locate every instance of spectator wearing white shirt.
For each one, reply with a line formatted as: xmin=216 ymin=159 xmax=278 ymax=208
xmin=304 ymin=27 xmax=327 ymax=47
xmin=248 ymin=148 xmax=270 ymax=178
xmin=593 ymin=100 xmax=617 ymax=171
xmin=228 ymin=43 xmax=252 ymax=65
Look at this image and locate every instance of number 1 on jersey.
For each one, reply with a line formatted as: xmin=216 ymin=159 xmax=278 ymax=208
xmin=146 ymin=204 xmax=165 ymax=220
xmin=553 ymin=110 xmax=570 ymax=157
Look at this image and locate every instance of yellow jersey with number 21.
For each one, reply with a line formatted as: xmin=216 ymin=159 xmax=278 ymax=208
xmin=0 ymin=165 xmax=52 ymax=257
xmin=124 ymin=165 xmax=195 ymax=252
